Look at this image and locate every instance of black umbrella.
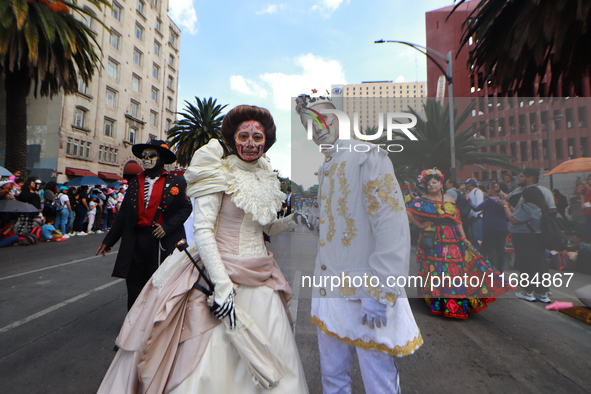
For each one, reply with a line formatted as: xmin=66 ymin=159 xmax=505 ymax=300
xmin=0 ymin=200 xmax=39 ymax=213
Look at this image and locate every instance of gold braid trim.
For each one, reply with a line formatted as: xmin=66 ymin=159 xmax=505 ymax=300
xmin=324 ymin=164 xmax=337 ymax=242
xmin=311 ymin=316 xmax=423 ymax=357
xmin=337 ymin=162 xmax=356 ymax=247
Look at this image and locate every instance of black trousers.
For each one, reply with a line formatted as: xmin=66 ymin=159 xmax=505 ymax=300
xmin=125 ymin=227 xmax=166 ymax=310
xmin=511 ymin=232 xmax=549 ymax=294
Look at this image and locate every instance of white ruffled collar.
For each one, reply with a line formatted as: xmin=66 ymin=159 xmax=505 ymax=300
xmin=222 ymin=155 xmax=285 ymax=226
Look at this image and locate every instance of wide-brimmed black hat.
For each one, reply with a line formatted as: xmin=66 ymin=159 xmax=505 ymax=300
xmin=132 ymin=140 xmax=176 ymax=164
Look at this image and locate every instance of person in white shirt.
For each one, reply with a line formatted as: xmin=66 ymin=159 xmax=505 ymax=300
xmin=464 ymin=178 xmax=484 ymax=250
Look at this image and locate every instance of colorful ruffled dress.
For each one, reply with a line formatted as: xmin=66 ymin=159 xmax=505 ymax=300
xmin=406 ymin=197 xmax=511 ymax=319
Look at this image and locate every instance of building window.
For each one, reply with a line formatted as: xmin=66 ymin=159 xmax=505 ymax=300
xmin=104 ymin=118 xmax=114 ymax=137
xmin=67 ymin=138 xmax=72 ymax=155
xmin=154 ymin=40 xmax=161 ymax=56
xmin=510 ymin=142 xmax=517 ymax=158
xmin=135 ymin=23 xmax=144 ymax=41
xmin=578 ymin=106 xmax=587 ymax=127
xmin=152 ymin=0 xmax=158 ymax=7
xmin=155 ymin=19 xmax=162 ymax=32
xmin=132 ymin=74 xmax=141 ymax=92
xmin=566 ymin=108 xmax=573 ymax=128
xmin=109 ymin=30 xmax=120 ymax=50
xmin=167 ymin=75 xmax=174 ymax=89
xmin=166 ymin=118 xmax=172 ymax=131
xmin=133 ymin=48 xmax=142 ymax=66
xmin=77 ymin=77 xmax=87 ymax=95
xmin=519 ymin=114 xmax=526 ymax=134
xmin=73 ymin=139 xmax=79 ymax=156
xmin=98 ymin=145 xmax=102 ymax=161
xmin=151 ymin=86 xmax=159 ymax=102
xmin=150 ymin=110 xmax=158 ymax=126
xmin=531 ymin=140 xmax=539 ymax=160
xmin=137 ymin=0 xmax=145 ymax=14
xmin=105 ymin=88 xmax=117 ymax=108
xmin=107 ymin=59 xmax=118 ymax=79
xmin=111 ymin=2 xmax=122 ymax=20
xmin=74 ymin=108 xmax=86 ymax=129
xmin=129 ymin=128 xmax=137 ymax=144
xmin=529 ymin=113 xmax=537 ymax=132
xmin=169 ymin=30 xmax=178 ymax=47
xmin=130 ymin=100 xmax=140 ymax=118
xmin=168 ymin=54 xmax=175 ymax=68
xmin=167 ymin=96 xmax=173 ymax=111
xmin=555 ymin=139 xmax=563 ymax=159
xmin=85 ymin=142 xmax=91 ymax=158
xmin=152 ymin=64 xmax=160 ymax=80
xmin=520 ymin=142 xmax=528 ymax=160
xmin=81 ymin=8 xmax=94 ymax=29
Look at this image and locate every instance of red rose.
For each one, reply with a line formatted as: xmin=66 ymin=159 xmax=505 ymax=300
xmin=448 ymin=244 xmax=461 ymax=259
xmin=443 ymin=226 xmax=454 ymax=239
xmin=446 ymin=299 xmax=460 ymax=314
xmin=448 ymin=263 xmax=460 ymax=277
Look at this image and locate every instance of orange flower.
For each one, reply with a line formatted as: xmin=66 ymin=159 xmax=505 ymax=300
xmin=160 ymin=143 xmax=169 ymax=149
xmin=170 ymin=186 xmax=179 ymax=196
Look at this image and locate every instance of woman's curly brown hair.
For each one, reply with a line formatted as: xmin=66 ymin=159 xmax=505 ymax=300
xmin=221 ymin=105 xmax=277 ymax=154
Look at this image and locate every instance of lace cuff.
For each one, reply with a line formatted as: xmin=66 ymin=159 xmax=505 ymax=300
xmin=264 ymin=214 xmax=297 ymax=236
xmin=193 ymin=193 xmax=233 ymax=305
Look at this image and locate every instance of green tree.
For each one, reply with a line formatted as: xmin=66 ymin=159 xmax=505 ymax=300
xmin=166 ymin=97 xmax=228 ymax=167
xmin=0 ymin=0 xmax=109 ymax=174
xmin=383 ymin=100 xmax=519 ymax=183
xmin=452 ymin=0 xmax=591 ymax=96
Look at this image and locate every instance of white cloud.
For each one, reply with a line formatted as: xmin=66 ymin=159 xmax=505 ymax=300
xmin=259 ymin=54 xmax=346 ymax=110
xmin=169 ymin=0 xmax=198 ymax=35
xmin=256 ymin=4 xmax=280 ymax=14
xmin=311 ymin=0 xmax=346 ymax=14
xmin=395 ymin=75 xmax=406 ymax=82
xmin=230 ymin=75 xmax=268 ymax=98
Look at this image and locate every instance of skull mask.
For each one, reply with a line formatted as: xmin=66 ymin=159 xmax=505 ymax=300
xmin=141 ymin=148 xmax=161 ymax=170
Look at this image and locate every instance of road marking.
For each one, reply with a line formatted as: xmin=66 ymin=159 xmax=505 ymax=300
xmin=289 ymin=271 xmax=302 ymax=334
xmin=0 ymin=250 xmax=118 ymax=282
xmin=0 ymin=279 xmax=123 ymax=334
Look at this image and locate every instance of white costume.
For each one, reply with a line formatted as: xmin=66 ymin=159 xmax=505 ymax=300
xmin=310 ymin=139 xmax=423 ymax=393
xmin=98 ymin=139 xmax=307 ymax=394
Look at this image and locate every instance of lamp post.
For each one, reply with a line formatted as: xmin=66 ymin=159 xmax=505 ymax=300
xmin=375 ymin=40 xmax=456 ymax=182
xmin=545 ymin=114 xmax=564 ymax=190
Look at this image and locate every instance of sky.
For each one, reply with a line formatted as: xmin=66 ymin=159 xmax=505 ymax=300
xmin=168 ymin=0 xmax=457 ymax=188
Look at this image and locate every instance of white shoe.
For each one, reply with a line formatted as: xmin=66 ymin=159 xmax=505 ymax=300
xmin=77 ymin=232 xmax=88 ymax=236
xmin=96 ymin=230 xmax=104 ymax=234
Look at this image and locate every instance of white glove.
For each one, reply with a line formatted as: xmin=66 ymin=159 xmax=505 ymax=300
xmin=292 ymin=211 xmax=319 ymax=231
xmin=193 ymin=194 xmax=234 ymax=313
xmin=360 ymin=298 xmax=388 ymax=329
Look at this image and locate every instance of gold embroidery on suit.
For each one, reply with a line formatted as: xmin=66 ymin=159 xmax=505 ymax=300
xmin=337 ymin=162 xmax=356 ymax=247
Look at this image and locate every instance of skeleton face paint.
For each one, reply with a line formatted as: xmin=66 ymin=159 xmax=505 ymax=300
xmin=141 ymin=148 xmax=160 ymax=170
xmin=234 ymin=121 xmax=266 ymax=162
xmin=427 ymin=178 xmax=442 ymax=194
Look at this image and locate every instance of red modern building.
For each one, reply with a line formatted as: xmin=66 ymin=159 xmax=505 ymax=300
xmin=426 ymin=1 xmax=591 ymax=183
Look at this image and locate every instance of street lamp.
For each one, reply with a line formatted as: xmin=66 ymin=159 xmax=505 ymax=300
xmin=375 ymin=40 xmax=457 ymax=182
xmin=545 ymin=114 xmax=564 ymax=190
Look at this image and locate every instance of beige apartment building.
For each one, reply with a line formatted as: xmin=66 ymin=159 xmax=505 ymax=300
xmin=0 ymin=0 xmax=181 ymax=183
xmin=331 ymin=81 xmax=426 ymax=131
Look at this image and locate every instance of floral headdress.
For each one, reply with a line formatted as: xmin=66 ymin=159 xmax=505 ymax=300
xmin=417 ymin=168 xmax=444 ymax=185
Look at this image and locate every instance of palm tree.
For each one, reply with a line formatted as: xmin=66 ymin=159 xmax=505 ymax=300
xmin=451 ymin=0 xmax=591 ymax=96
xmin=0 ymin=0 xmax=109 ymax=175
xmin=382 ymin=100 xmax=519 ymax=183
xmin=166 ymin=97 xmax=228 ymax=167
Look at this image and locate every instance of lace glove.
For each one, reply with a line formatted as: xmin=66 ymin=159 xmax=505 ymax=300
xmin=360 ymin=298 xmax=388 ymax=329
xmin=193 ymin=193 xmax=234 ymax=312
xmin=264 ymin=214 xmax=297 ymax=236
xmin=292 ymin=212 xmax=319 ymax=231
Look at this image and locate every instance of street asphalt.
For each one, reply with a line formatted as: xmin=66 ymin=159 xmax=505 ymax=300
xmin=0 ymin=221 xmax=590 ymax=393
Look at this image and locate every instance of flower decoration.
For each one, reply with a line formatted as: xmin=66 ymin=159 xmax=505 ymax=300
xmin=170 ymin=186 xmax=179 ymax=196
xmin=417 ymin=168 xmax=445 ymax=185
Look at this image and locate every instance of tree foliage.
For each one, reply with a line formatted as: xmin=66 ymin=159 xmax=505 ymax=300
xmin=383 ymin=100 xmax=519 ymax=183
xmin=452 ymin=0 xmax=591 ymax=96
xmin=166 ymin=97 xmax=228 ymax=168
